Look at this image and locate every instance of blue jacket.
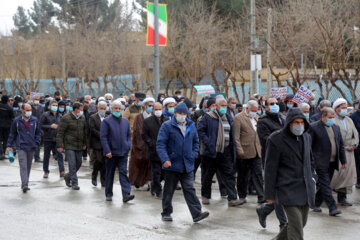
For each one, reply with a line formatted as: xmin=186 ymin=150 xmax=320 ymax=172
xmin=100 ymin=115 xmax=131 ymax=157
xmin=156 ymin=117 xmax=199 ymax=173
xmin=7 ymin=115 xmax=42 ymax=151
xmin=350 ymin=111 xmax=360 ymax=137
xmin=197 ymin=112 xmax=236 ymax=162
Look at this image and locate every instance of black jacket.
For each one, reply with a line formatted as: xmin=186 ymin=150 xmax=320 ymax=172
xmin=142 ymin=115 xmax=169 ymax=162
xmin=0 ymin=102 xmax=14 ymax=128
xmin=310 ymin=112 xmax=321 ymax=123
xmin=264 ymin=108 xmax=316 ymax=207
xmin=309 ymin=120 xmax=346 ymax=170
xmin=32 ymin=105 xmax=44 ymax=120
xmin=89 ymin=113 xmax=108 ymax=150
xmin=257 ymin=112 xmax=284 ymax=159
xmin=40 ymin=111 xmax=61 ymax=142
xmin=191 ymin=109 xmax=205 ymax=125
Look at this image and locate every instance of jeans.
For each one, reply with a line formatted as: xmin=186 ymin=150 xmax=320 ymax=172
xmin=18 ymin=150 xmax=35 ymax=187
xmin=43 ymin=141 xmax=64 ymax=173
xmin=151 ymin=161 xmax=164 ymax=196
xmin=236 ymin=157 xmax=264 ymax=199
xmin=162 ymin=170 xmax=202 ymax=219
xmin=105 ymin=155 xmax=131 ymax=198
xmin=65 ymin=150 xmax=82 ymax=185
xmin=275 ymin=205 xmax=309 ymax=240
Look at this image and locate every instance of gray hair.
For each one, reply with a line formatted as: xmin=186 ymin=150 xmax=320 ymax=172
xmin=97 ymin=101 xmax=107 ymax=107
xmin=299 ymin=103 xmax=310 ymax=110
xmin=247 ymin=100 xmax=259 ymax=109
xmin=111 ymin=100 xmax=122 ymax=108
xmin=216 ymin=95 xmax=227 ymax=104
xmin=319 ymin=100 xmax=332 ymax=109
xmin=321 ymin=107 xmax=335 ymax=117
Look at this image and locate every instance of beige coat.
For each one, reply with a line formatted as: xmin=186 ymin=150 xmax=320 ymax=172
xmin=233 ymin=111 xmax=262 ymax=159
xmin=331 ymin=116 xmax=359 ymax=191
xmin=123 ymin=103 xmax=143 ymax=131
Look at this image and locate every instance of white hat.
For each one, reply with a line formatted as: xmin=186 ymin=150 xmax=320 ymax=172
xmin=162 ymin=97 xmax=176 ymax=107
xmin=117 ymin=98 xmax=126 ymax=103
xmin=333 ymin=98 xmax=347 ymax=109
xmin=98 ymin=97 xmax=105 ymax=102
xmin=143 ymin=97 xmax=155 ymax=105
xmin=104 ymin=93 xmax=113 ymax=99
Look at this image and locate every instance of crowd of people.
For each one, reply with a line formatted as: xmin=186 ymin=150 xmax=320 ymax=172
xmin=0 ymin=89 xmax=360 ymax=239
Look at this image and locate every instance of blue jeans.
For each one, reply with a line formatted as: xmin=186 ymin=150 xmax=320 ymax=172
xmin=65 ymin=150 xmax=82 ymax=185
xmin=105 ymin=156 xmax=131 ymax=198
xmin=43 ymin=141 xmax=64 ymax=173
xmin=162 ymin=171 xmax=202 ymax=219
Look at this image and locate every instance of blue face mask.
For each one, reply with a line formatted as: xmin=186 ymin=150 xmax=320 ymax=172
xmin=147 ymin=106 xmax=153 ymax=113
xmin=269 ymin=105 xmax=279 ymax=113
xmin=203 ymin=108 xmax=208 ymax=113
xmin=304 ymin=113 xmax=310 ymax=120
xmin=41 ymin=104 xmax=46 ymax=108
xmin=210 ymin=107 xmax=216 ymax=112
xmin=138 ymin=101 xmax=143 ymax=107
xmin=66 ymin=106 xmax=70 ymax=111
xmin=121 ymin=105 xmax=125 ymax=110
xmin=59 ymin=107 xmax=65 ymax=112
xmin=70 ymin=107 xmax=73 ymax=112
xmin=167 ymin=107 xmax=174 ymax=114
xmin=287 ymin=104 xmax=294 ymax=109
xmin=257 ymin=110 xmax=262 ymax=115
xmin=339 ymin=109 xmax=347 ymax=117
xmin=51 ymin=106 xmax=58 ymax=112
xmin=325 ymin=118 xmax=335 ymax=127
xmin=13 ymin=107 xmax=19 ymax=111
xmin=219 ymin=107 xmax=227 ymax=115
xmin=311 ymin=100 xmax=316 ymax=106
xmin=112 ymin=111 xmax=121 ymax=118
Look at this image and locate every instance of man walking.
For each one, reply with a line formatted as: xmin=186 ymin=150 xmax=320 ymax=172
xmin=157 ymin=103 xmax=209 ymax=222
xmin=56 ymin=102 xmax=87 ymax=190
xmin=7 ymin=103 xmax=42 ymax=193
xmin=31 ymin=94 xmax=44 ymax=162
xmin=0 ymin=95 xmax=14 ymax=160
xmin=350 ymin=101 xmax=360 ymax=188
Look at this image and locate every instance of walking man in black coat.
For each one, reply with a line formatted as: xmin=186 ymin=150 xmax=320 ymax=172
xmin=265 ymin=108 xmax=316 ymax=240
xmin=0 ymin=95 xmax=14 ymax=160
xmin=309 ymin=107 xmax=347 ymax=216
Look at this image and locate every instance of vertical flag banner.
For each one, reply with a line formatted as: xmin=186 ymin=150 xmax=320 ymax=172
xmin=147 ymin=2 xmax=167 ymax=46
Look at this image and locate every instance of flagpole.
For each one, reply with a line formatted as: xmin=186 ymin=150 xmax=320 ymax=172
xmin=154 ymin=0 xmax=160 ymax=98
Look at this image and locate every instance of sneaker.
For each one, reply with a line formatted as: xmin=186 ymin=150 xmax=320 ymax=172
xmin=60 ymin=171 xmax=65 ymax=178
xmin=92 ymin=178 xmax=97 ymax=187
xmin=256 ymin=206 xmax=267 ymax=228
xmin=193 ymin=211 xmax=210 ymax=223
xmin=202 ymin=197 xmax=210 ymax=205
xmin=123 ymin=194 xmax=135 ymax=203
xmin=72 ymin=185 xmax=80 ymax=190
xmin=228 ymin=199 xmax=245 ymax=207
xmin=329 ymin=209 xmax=342 ymax=216
xmin=64 ymin=174 xmax=71 ymax=187
xmin=43 ymin=173 xmax=49 ymax=179
xmin=106 ymin=197 xmax=112 ymax=201
xmin=162 ymin=215 xmax=173 ymax=222
xmin=312 ymin=206 xmax=322 ymax=212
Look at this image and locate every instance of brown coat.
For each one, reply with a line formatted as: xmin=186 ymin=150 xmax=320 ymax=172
xmin=233 ymin=111 xmax=262 ymax=159
xmin=123 ymin=103 xmax=143 ymax=131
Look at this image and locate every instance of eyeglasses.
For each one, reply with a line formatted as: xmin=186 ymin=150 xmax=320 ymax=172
xmin=269 ymin=102 xmax=279 ymax=106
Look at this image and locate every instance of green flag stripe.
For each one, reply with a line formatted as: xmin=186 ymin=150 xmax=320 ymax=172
xmin=147 ymin=3 xmax=167 ymax=23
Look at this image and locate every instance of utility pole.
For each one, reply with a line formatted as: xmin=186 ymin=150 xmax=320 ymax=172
xmin=250 ymin=0 xmax=258 ymax=97
xmin=154 ymin=0 xmax=160 ymax=98
xmin=267 ymin=8 xmax=272 ymax=96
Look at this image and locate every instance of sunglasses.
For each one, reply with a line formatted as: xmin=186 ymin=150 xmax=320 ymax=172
xmin=269 ymin=103 xmax=279 ymax=106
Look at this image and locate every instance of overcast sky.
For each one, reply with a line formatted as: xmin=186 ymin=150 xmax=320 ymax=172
xmin=0 ymin=0 xmax=141 ymax=35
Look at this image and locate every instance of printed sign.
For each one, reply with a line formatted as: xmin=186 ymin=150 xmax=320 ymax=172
xmin=293 ymin=86 xmax=313 ymax=105
xmin=270 ymin=87 xmax=287 ymax=98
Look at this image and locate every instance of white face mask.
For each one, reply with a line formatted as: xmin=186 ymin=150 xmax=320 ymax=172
xmin=24 ymin=111 xmax=32 ymax=118
xmin=231 ymin=104 xmax=236 ymax=110
xmin=154 ymin=110 xmax=162 ymax=118
xmin=248 ymin=111 xmax=257 ymax=119
xmin=78 ymin=111 xmax=84 ymax=117
xmin=175 ymin=114 xmax=186 ymax=123
xmin=98 ymin=109 xmax=106 ymax=117
xmin=34 ymin=100 xmax=40 ymax=105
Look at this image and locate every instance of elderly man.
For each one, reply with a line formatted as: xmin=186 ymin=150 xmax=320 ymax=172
xmin=233 ymin=100 xmax=264 ymax=204
xmin=299 ymin=103 xmax=310 ymax=122
xmin=309 ymin=94 xmax=319 ymax=118
xmin=129 ymin=97 xmax=155 ymax=189
xmin=7 ymin=103 xmax=42 ymax=193
xmin=31 ymin=95 xmax=44 ymax=163
xmin=309 ymin=107 xmax=346 ymax=216
xmin=56 ymin=102 xmax=87 ymax=190
xmin=265 ymin=108 xmax=316 ymax=240
xmin=100 ymin=100 xmax=134 ymax=203
xmin=310 ymin=100 xmax=332 ymax=122
xmin=227 ymin=97 xmax=238 ymax=119
xmin=123 ymin=92 xmax=146 ymax=130
xmin=332 ymin=98 xmax=359 ymax=206
xmin=104 ymin=93 xmax=113 ymax=102
xmin=89 ymin=101 xmax=108 ymax=187
xmin=162 ymin=97 xmax=176 ymax=119
xmin=157 ymin=102 xmax=209 ymax=222
xmin=198 ymin=96 xmax=243 ymax=207
xmin=40 ymin=100 xmax=65 ymax=178
xmin=142 ymin=102 xmax=169 ymax=199
xmin=350 ymin=101 xmax=360 ymax=188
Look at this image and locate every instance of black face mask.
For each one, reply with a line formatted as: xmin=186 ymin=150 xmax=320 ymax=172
xmin=55 ymin=98 xmax=60 ymax=101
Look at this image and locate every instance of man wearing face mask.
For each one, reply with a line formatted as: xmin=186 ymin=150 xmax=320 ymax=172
xmin=58 ymin=101 xmax=67 ymax=118
xmin=40 ymin=101 xmax=65 ymax=178
xmin=310 ymin=100 xmax=332 ymax=122
xmin=56 ymin=102 xmax=87 ymax=190
xmin=350 ymin=99 xmax=360 ymax=189
xmin=157 ymin=102 xmax=209 ymax=222
xmin=198 ymin=96 xmax=243 ymax=207
xmin=7 ymin=103 xmax=42 ymax=193
xmin=100 ymin=100 xmax=134 ymax=203
xmin=89 ymin=101 xmax=108 ymax=187
xmin=142 ymin=102 xmax=169 ymax=199
xmin=129 ymin=97 xmax=155 ymax=189
xmin=233 ymin=100 xmax=265 ymax=204
xmin=256 ymin=98 xmax=287 ymax=231
xmin=31 ymin=95 xmax=44 ymax=163
xmin=227 ymin=97 xmax=238 ymax=119
xmin=309 ymin=93 xmax=319 ymax=118
xmin=284 ymin=94 xmax=296 ymax=114
xmin=162 ymin=97 xmax=176 ymax=119
xmin=331 ymin=98 xmax=359 ymax=206
xmin=299 ymin=103 xmax=310 ymax=122
xmin=123 ymin=92 xmax=146 ymax=131
xmin=309 ymin=107 xmax=346 ymax=216
xmin=264 ymin=108 xmax=316 ymax=240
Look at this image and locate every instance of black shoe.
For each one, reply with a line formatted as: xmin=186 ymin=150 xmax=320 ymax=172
xmin=312 ymin=206 xmax=322 ymax=212
xmin=211 ymin=179 xmax=216 ymax=183
xmin=356 ymin=183 xmax=360 ymax=189
xmin=123 ymin=194 xmax=135 ymax=203
xmin=338 ymin=199 xmax=352 ymax=206
xmin=193 ymin=211 xmax=210 ymax=223
xmin=329 ymin=209 xmax=342 ymax=216
xmin=106 ymin=197 xmax=112 ymax=201
xmin=72 ymin=185 xmax=80 ymax=190
xmin=22 ymin=185 xmax=29 ymax=193
xmin=256 ymin=207 xmax=267 ymax=228
xmin=156 ymin=193 xmax=163 ymax=200
xmin=257 ymin=197 xmax=266 ymax=204
xmin=35 ymin=160 xmax=43 ymax=163
xmin=176 ymin=185 xmax=182 ymax=190
xmin=64 ymin=174 xmax=71 ymax=187
xmin=91 ymin=178 xmax=97 ymax=187
xmin=162 ymin=215 xmax=173 ymax=222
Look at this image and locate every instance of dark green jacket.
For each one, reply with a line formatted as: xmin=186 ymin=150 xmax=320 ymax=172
xmin=56 ymin=112 xmax=86 ymax=151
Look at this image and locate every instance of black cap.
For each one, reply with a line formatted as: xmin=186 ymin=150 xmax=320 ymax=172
xmin=135 ymin=92 xmax=146 ymax=101
xmin=206 ymin=97 xmax=216 ymax=108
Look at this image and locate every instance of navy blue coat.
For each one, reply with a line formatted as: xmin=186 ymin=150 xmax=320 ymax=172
xmin=7 ymin=115 xmax=42 ymax=151
xmin=100 ymin=115 xmax=131 ymax=157
xmin=156 ymin=117 xmax=199 ymax=173
xmin=350 ymin=111 xmax=360 ymax=137
xmin=197 ymin=112 xmax=236 ymax=162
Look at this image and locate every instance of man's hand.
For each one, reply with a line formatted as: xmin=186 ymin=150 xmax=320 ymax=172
xmin=83 ymin=145 xmax=87 ymax=150
xmin=6 ymin=147 xmax=13 ymax=153
xmin=163 ymin=161 xmax=172 ymax=168
xmin=342 ymin=163 xmax=348 ymax=170
xmin=106 ymin=152 xmax=112 ymax=158
xmin=57 ymin=148 xmax=63 ymax=153
xmin=50 ymin=124 xmax=58 ymax=129
xmin=347 ymin=146 xmax=354 ymax=152
xmin=267 ymin=200 xmax=275 ymax=204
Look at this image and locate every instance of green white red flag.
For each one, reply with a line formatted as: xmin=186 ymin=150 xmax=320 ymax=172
xmin=147 ymin=2 xmax=167 ymax=46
